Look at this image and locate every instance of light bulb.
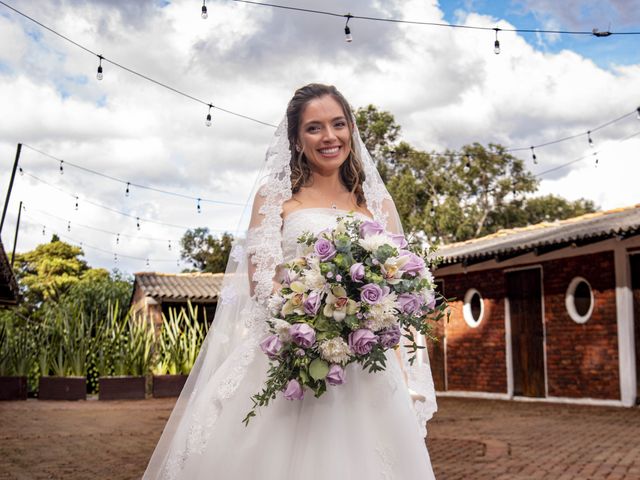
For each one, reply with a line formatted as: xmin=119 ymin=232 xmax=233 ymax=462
xmin=530 ymin=146 xmax=537 ymax=165
xmin=636 ymin=107 xmax=640 ymax=120
xmin=201 ymin=5 xmax=208 ymax=19
xmin=494 ymin=39 xmax=500 ymax=55
xmin=205 ymin=113 xmax=212 ymax=127
xmin=345 ymin=26 xmax=353 ymax=43
xmin=97 ymin=65 xmax=103 ymax=80
xmin=588 ymin=131 xmax=594 ymax=147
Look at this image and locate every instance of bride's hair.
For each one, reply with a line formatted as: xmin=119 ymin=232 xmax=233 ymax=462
xmin=286 ymin=83 xmax=366 ymax=206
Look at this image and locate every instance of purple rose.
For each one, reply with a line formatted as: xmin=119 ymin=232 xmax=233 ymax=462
xmin=400 ymin=252 xmax=426 ymax=277
xmin=289 ymin=323 xmax=316 ymax=348
xmin=348 ymin=329 xmax=378 ymax=355
xmin=389 ymin=233 xmax=408 ymax=249
xmin=359 ymin=220 xmax=385 ymax=238
xmin=360 ymin=283 xmax=384 ymax=304
xmin=303 ymin=291 xmax=322 ymax=316
xmin=259 ymin=334 xmax=282 ymax=359
xmin=349 ymin=263 xmax=365 ymax=283
xmin=326 ymin=364 xmax=346 ymax=386
xmin=314 ymin=238 xmax=337 ymax=261
xmin=379 ymin=324 xmax=401 ymax=348
xmin=283 ymin=379 xmax=304 ymax=400
xmin=397 ymin=293 xmax=423 ymax=315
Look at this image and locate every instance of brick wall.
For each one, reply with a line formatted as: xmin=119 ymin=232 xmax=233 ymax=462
xmin=436 ymin=269 xmax=507 ymax=393
xmin=543 ymin=251 xmax=620 ymax=399
xmin=435 ymin=249 xmax=621 ymax=400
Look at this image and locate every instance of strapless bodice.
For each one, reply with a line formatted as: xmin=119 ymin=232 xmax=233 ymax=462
xmin=281 ymin=208 xmax=371 ymax=262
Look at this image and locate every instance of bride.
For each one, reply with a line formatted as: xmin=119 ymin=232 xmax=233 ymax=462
xmin=143 ymin=83 xmax=438 ymax=479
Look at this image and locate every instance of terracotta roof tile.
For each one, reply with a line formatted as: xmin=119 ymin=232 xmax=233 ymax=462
xmin=133 ymin=272 xmax=224 ymax=301
xmin=437 ymin=204 xmax=640 ymax=264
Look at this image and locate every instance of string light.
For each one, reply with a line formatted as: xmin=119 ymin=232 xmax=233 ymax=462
xmin=594 ymin=151 xmax=599 ymax=167
xmin=23 ymin=144 xmax=245 ymax=207
xmin=493 ymin=28 xmax=501 ymax=55
xmin=146 ymin=258 xmax=150 ymax=267
xmin=201 ymin=0 xmax=208 ymax=19
xmin=197 ymin=198 xmax=202 ymax=213
xmin=530 ymin=146 xmax=537 ymax=164
xmin=96 ymin=55 xmax=103 ymax=80
xmin=59 ymin=160 xmax=64 ymax=174
xmin=344 ymin=14 xmax=353 ymax=43
xmin=67 ymin=220 xmax=71 ymax=232
xmin=19 ymin=166 xmax=24 ymax=176
xmin=42 ymin=225 xmax=46 ymax=236
xmin=114 ymin=253 xmax=118 ymax=263
xmin=116 ymin=233 xmax=120 ymax=245
xmin=136 ymin=217 xmax=141 ymax=230
xmin=463 ymin=155 xmax=471 ymax=172
xmin=168 ymin=240 xmax=172 ymax=251
xmin=74 ymin=195 xmax=79 ymax=210
xmin=637 ymin=107 xmax=640 ymax=120
xmin=22 ymin=215 xmax=179 ymax=265
xmin=587 ymin=130 xmax=594 ymax=147
xmin=125 ymin=182 xmax=130 ymax=197
xmin=205 ymin=104 xmax=213 ymax=127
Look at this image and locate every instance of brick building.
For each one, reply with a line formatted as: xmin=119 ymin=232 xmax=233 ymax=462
xmin=129 ymin=272 xmax=223 ymax=328
xmin=429 ymin=205 xmax=640 ymax=407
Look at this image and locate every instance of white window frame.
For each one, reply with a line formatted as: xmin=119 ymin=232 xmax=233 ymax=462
xmin=463 ymin=288 xmax=484 ymax=328
xmin=565 ymin=276 xmax=594 ymax=324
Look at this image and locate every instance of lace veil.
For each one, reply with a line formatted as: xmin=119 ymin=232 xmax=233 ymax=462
xmin=142 ymin=112 xmax=438 ymax=480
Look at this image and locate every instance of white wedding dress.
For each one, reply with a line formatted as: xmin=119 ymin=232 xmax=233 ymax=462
xmin=146 ymin=208 xmax=436 ymax=479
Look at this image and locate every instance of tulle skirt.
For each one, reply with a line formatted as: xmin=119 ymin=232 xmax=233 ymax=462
xmin=148 ymin=340 xmax=436 ymax=480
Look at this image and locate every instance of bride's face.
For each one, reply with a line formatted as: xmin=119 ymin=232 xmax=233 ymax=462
xmin=298 ymin=95 xmax=352 ymax=176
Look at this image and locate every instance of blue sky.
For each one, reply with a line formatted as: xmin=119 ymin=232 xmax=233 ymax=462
xmin=439 ymin=0 xmax=640 ymax=69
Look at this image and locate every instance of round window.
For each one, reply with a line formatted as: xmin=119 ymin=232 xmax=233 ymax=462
xmin=463 ymin=288 xmax=484 ymax=328
xmin=565 ymin=276 xmax=594 ymax=324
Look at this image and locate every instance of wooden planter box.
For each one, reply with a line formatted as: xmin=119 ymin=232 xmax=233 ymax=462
xmin=152 ymin=374 xmax=188 ymax=398
xmin=0 ymin=376 xmax=28 ymax=400
xmin=99 ymin=376 xmax=146 ymax=400
xmin=38 ymin=376 xmax=86 ymax=400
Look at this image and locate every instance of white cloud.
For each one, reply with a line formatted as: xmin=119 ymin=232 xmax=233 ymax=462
xmin=0 ymin=0 xmax=638 ymax=273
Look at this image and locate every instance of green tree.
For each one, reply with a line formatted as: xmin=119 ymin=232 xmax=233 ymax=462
xmin=12 ymin=235 xmax=89 ymax=308
xmin=354 ymin=105 xmax=598 ymax=244
xmin=180 ymin=229 xmax=233 ymax=273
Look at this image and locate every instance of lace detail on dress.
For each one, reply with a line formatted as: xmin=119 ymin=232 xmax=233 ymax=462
xmin=375 ymin=443 xmax=397 ymax=480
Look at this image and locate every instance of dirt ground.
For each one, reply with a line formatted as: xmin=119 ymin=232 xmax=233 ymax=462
xmin=0 ymin=396 xmax=638 ymax=479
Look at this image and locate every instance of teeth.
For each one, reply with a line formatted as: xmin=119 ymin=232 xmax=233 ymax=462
xmin=319 ymin=147 xmax=340 ymax=154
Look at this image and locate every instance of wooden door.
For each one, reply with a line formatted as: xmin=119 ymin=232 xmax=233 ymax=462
xmin=428 ymin=279 xmax=446 ymax=391
xmin=631 ymin=254 xmax=640 ymax=403
xmin=506 ymin=268 xmax=545 ymax=397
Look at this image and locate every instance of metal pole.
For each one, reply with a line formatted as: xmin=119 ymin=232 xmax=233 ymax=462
xmin=11 ymin=201 xmax=22 ymax=269
xmin=1 ymin=143 xmax=22 ymax=237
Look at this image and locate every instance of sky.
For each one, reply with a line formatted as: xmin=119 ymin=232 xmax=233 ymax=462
xmin=0 ymin=0 xmax=639 ymax=275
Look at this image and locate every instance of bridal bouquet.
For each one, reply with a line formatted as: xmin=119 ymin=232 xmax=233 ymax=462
xmin=243 ymin=214 xmax=445 ymax=426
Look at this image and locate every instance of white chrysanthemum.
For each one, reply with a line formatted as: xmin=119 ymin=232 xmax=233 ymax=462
xmin=358 ymin=233 xmax=393 ymax=252
xmin=302 ymin=260 xmax=326 ymax=290
xmin=318 ymin=337 xmax=352 ymax=364
xmin=366 ymin=292 xmax=398 ymax=331
xmin=272 ymin=318 xmax=293 ymax=342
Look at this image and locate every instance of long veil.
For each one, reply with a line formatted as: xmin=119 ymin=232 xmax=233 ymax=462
xmin=142 ymin=114 xmax=437 ymax=480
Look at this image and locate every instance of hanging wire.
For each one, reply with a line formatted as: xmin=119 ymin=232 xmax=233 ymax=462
xmin=0 ymin=1 xmax=277 ymax=128
xmin=22 ymin=144 xmax=245 ymax=207
xmin=19 ymin=170 xmax=229 ymax=232
xmin=226 ymin=0 xmax=640 ymax=36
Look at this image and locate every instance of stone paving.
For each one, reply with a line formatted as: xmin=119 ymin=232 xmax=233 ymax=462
xmin=0 ymin=396 xmax=638 ymax=479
